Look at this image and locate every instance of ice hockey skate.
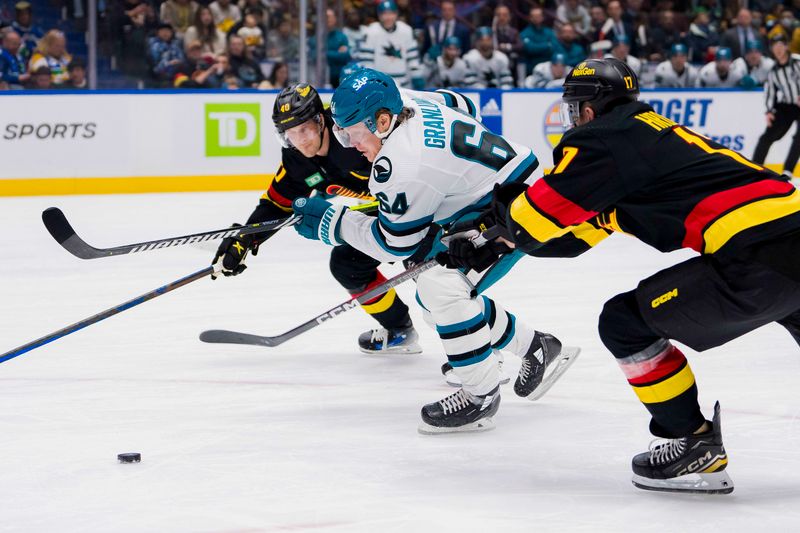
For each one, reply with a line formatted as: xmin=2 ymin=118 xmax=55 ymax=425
xmin=515 ymin=331 xmax=580 ymax=400
xmin=441 ymin=356 xmax=510 ymax=387
xmin=418 ymin=385 xmax=500 ymax=434
xmin=631 ymin=402 xmax=734 ymax=494
xmin=358 ymin=325 xmax=422 ymax=354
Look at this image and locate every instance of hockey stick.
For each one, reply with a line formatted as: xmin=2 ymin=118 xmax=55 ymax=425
xmin=199 ymin=258 xmax=439 ymax=348
xmin=0 ymin=266 xmax=216 ymax=365
xmin=42 ymin=201 xmax=379 ymax=260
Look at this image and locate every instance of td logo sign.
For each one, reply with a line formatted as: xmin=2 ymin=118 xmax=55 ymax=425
xmin=205 ymin=103 xmax=260 ymax=157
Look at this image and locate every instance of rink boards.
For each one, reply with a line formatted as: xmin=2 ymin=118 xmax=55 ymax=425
xmin=0 ymin=88 xmax=790 ymax=195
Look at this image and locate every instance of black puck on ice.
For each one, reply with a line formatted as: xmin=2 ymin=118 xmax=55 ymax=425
xmin=117 ymin=453 xmax=141 ymax=463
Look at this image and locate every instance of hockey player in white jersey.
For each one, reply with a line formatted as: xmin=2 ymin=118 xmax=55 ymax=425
xmin=524 ymin=52 xmax=568 ymax=88
xmin=732 ymin=40 xmax=774 ymax=87
xmin=463 ymin=27 xmax=515 ymax=89
xmin=358 ymin=0 xmax=424 ymax=90
xmin=291 ymin=68 xmax=579 ymax=434
xmin=428 ymin=36 xmax=477 ymax=88
xmin=654 ymin=43 xmax=698 ymax=88
xmin=697 ymin=47 xmax=743 ymax=88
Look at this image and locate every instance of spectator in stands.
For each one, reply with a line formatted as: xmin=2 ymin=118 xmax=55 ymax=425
xmin=0 ymin=30 xmax=29 ymax=89
xmin=686 ymin=8 xmax=718 ymax=64
xmin=227 ymin=34 xmax=264 ymax=87
xmin=721 ymin=8 xmax=760 ymax=59
xmin=429 ymin=35 xmax=475 ymax=88
xmin=10 ymin=1 xmax=43 ymax=56
xmin=343 ymin=8 xmax=367 ymax=53
xmin=553 ymin=23 xmax=586 ymax=67
xmin=113 ymin=0 xmax=157 ymax=78
xmin=259 ymin=60 xmax=289 ymax=89
xmin=28 ymin=65 xmax=52 ymax=90
xmin=179 ymin=40 xmax=227 ymax=88
xmin=463 ymin=26 xmax=513 ymax=89
xmin=62 ymin=57 xmax=87 ymax=89
xmin=524 ymin=52 xmax=567 ymax=88
xmin=605 ymin=35 xmax=641 ymax=77
xmin=556 ymin=0 xmax=591 ymax=40
xmin=185 ymin=7 xmax=227 ymax=58
xmin=209 ymin=0 xmax=242 ymax=34
xmin=732 ymin=39 xmax=774 ymax=88
xmin=395 ymin=0 xmax=423 ymax=29
xmin=589 ymin=6 xmax=608 ymax=43
xmin=521 ymin=7 xmax=558 ymax=75
xmin=767 ymin=10 xmax=800 ymax=54
xmin=237 ymin=13 xmax=265 ymax=57
xmin=493 ymin=5 xmax=522 ymax=73
xmin=148 ymin=22 xmax=186 ymax=85
xmin=697 ymin=46 xmax=742 ymax=87
xmin=267 ymin=15 xmax=299 ymax=63
xmin=422 ymin=0 xmax=470 ymax=60
xmin=654 ymin=42 xmax=698 ymax=87
xmin=605 ymin=1 xmax=636 ymax=53
xmin=29 ymin=30 xmax=71 ymax=87
xmin=323 ymin=9 xmax=351 ymax=88
xmin=159 ymin=0 xmax=199 ymax=40
xmin=648 ymin=10 xmax=684 ymax=61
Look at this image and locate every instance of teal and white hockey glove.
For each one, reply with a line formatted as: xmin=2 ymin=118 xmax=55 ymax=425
xmin=292 ymin=197 xmax=346 ymax=246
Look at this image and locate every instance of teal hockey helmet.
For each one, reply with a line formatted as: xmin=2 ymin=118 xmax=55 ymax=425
xmin=331 ymin=68 xmax=403 ymax=131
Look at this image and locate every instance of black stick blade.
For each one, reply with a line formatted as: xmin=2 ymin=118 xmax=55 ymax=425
xmin=41 ymin=207 xmax=103 ymax=259
xmin=199 ymin=329 xmax=278 ymax=347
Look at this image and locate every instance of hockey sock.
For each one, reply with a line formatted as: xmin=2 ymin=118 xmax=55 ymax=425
xmin=354 ymin=272 xmax=412 ymax=329
xmin=477 ymin=296 xmax=535 ymax=358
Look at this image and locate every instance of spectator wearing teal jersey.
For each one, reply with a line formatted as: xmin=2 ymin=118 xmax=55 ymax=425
xmin=552 ymin=24 xmax=586 ymax=67
xmin=310 ymin=9 xmax=351 ymax=88
xmin=520 ymin=7 xmax=559 ymax=74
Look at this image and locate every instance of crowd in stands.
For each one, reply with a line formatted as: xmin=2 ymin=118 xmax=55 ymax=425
xmin=0 ymin=0 xmax=797 ymax=90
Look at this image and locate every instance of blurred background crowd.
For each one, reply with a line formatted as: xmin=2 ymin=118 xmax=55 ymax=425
xmin=0 ymin=0 xmax=796 ymax=90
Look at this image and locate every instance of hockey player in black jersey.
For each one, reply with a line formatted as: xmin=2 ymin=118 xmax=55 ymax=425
xmin=441 ymin=58 xmax=800 ymax=494
xmin=212 ymin=83 xmax=420 ymax=354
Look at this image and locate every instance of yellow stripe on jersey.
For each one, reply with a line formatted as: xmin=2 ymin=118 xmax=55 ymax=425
xmin=510 ymin=194 xmax=572 ymax=243
xmin=361 ymin=289 xmax=397 ymax=315
xmin=570 ymin=222 xmax=609 ymax=247
xmin=703 ymin=190 xmax=800 ymax=253
xmin=350 ymin=171 xmax=369 ymax=181
xmin=631 ymin=364 xmax=696 ymax=404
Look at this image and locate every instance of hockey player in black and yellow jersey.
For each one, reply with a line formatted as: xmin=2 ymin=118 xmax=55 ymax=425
xmin=212 ymin=83 xmax=421 ymax=354
xmin=442 ymin=58 xmax=800 ymax=494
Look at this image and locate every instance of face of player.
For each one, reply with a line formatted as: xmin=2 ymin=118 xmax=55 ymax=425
xmin=334 ymin=114 xmax=389 ymax=162
xmin=379 ymin=10 xmax=398 ymax=29
xmin=284 ymin=115 xmax=325 ymax=157
xmin=716 ymin=59 xmax=731 ymax=75
xmin=613 ymin=43 xmax=629 ymax=59
xmin=746 ymin=49 xmax=761 ymax=67
xmin=552 ymin=63 xmax=565 ymax=79
xmin=477 ymin=36 xmax=493 ymax=56
xmin=671 ymin=54 xmax=687 ymax=71
xmin=443 ymin=44 xmax=459 ymax=61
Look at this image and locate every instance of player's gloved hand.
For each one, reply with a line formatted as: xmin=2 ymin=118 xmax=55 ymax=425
xmin=481 ymin=181 xmax=531 ymax=241
xmin=292 ymin=197 xmax=346 ymax=246
xmin=211 ymin=223 xmax=258 ymax=280
xmin=436 ymin=234 xmax=512 ymax=272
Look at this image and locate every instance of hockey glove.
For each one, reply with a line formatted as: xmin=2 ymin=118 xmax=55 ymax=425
xmin=484 ymin=181 xmax=531 ymax=241
xmin=211 ymin=223 xmax=258 ymax=280
xmin=292 ymin=197 xmax=346 ymax=246
xmin=436 ymin=230 xmax=512 ymax=272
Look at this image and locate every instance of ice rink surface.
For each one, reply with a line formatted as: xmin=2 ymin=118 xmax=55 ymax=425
xmin=1 ymin=192 xmax=799 ymax=533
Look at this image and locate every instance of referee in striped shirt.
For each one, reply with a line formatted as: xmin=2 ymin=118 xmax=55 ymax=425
xmin=753 ymin=33 xmax=800 ymax=179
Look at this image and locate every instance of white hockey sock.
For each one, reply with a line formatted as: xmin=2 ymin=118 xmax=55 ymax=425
xmin=478 ymin=295 xmax=536 ymax=359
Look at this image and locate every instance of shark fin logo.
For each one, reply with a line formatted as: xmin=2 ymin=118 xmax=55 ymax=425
xmin=372 ymin=156 xmax=393 ymax=183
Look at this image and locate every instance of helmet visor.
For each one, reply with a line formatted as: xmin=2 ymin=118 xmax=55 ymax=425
xmin=559 ymin=100 xmax=582 ymax=130
xmin=333 ymin=121 xmax=374 ymax=148
xmin=276 ymin=114 xmax=323 ymax=149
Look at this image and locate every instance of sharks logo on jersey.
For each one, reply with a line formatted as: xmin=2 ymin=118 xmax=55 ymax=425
xmin=383 ymin=43 xmax=402 ymax=59
xmin=373 ymin=156 xmax=393 ymax=183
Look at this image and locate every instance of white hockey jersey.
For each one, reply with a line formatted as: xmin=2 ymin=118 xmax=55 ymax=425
xmin=731 ymin=56 xmax=775 ymax=85
xmin=429 ymin=56 xmax=477 ymax=88
xmin=339 ymin=95 xmax=538 ymax=263
xmin=463 ymin=49 xmax=514 ymax=89
xmin=524 ymin=61 xmax=568 ymax=88
xmin=358 ymin=21 xmax=422 ymax=88
xmin=654 ymin=60 xmax=699 ymax=88
xmin=696 ymin=61 xmax=743 ymax=87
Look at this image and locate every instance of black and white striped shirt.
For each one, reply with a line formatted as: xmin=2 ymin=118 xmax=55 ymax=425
xmin=765 ymin=54 xmax=800 ymax=112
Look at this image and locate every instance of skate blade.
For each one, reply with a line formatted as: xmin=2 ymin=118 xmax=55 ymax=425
xmin=631 ymin=471 xmax=734 ymax=495
xmin=526 ymin=347 xmax=581 ymax=401
xmin=443 ymin=371 xmax=509 ymax=388
xmin=359 ymin=343 xmax=423 ymax=355
xmin=417 ymin=417 xmax=496 ymax=435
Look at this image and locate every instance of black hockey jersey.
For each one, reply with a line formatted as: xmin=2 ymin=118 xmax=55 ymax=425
xmin=508 ymin=100 xmax=800 ymax=257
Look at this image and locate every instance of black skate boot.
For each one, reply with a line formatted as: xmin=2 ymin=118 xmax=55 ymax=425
xmin=514 ymin=331 xmax=580 ymax=400
xmin=358 ymin=325 xmax=422 ymax=354
xmin=441 ymin=357 xmax=510 ymax=388
xmin=631 ymin=402 xmax=734 ymax=494
xmin=418 ymin=385 xmax=500 ymax=434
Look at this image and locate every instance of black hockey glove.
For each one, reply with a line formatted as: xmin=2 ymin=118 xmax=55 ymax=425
xmin=436 ymin=237 xmax=512 ymax=272
xmin=211 ymin=223 xmax=259 ymax=280
xmin=482 ymin=181 xmax=530 ymax=241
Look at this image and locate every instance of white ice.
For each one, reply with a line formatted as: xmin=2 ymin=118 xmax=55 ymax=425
xmin=1 ymin=192 xmax=799 ymax=533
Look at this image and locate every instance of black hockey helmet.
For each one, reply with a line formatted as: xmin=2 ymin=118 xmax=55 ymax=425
xmin=560 ymin=58 xmax=639 ymax=128
xmin=272 ymin=82 xmax=324 ymax=134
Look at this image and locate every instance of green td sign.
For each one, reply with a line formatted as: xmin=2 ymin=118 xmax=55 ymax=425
xmin=205 ymin=103 xmax=261 ymax=157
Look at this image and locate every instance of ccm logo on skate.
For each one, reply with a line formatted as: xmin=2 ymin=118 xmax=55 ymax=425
xmin=651 ymin=288 xmax=678 ymax=309
xmin=4 ymin=122 xmax=97 ymax=140
xmin=316 ymin=301 xmax=360 ymax=324
xmin=676 ymin=451 xmax=726 ymax=477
